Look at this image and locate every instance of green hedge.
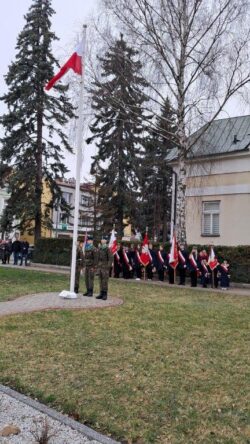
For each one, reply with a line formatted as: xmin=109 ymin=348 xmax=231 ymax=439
xmin=33 ymin=238 xmax=250 ymax=283
xmin=33 ymin=238 xmax=72 ymax=266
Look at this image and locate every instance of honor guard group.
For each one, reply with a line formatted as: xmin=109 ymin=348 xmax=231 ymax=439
xmin=74 ymin=236 xmax=231 ymax=299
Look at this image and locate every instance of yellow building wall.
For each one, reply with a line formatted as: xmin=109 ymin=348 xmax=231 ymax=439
xmin=21 ymin=180 xmax=52 ymax=244
xmin=186 ymin=194 xmax=250 ymax=246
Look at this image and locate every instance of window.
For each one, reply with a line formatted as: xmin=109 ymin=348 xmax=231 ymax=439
xmin=62 ymin=192 xmax=72 ymax=204
xmin=60 ymin=213 xmax=69 ymax=224
xmin=81 ymin=195 xmax=92 ymax=207
xmin=202 ymin=201 xmax=220 ymax=236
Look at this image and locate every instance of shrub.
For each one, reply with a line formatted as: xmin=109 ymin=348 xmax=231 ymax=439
xmin=32 ymin=239 xmax=250 ymax=283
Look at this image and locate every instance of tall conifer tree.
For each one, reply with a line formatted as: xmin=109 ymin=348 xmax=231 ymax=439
xmin=139 ymin=98 xmax=177 ymax=242
xmin=0 ymin=0 xmax=75 ymax=241
xmin=87 ymin=34 xmax=148 ymax=237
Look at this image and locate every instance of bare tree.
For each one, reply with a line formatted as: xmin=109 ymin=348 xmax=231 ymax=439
xmin=101 ymin=0 xmax=250 ymax=241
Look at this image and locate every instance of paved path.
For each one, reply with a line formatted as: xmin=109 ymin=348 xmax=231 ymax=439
xmin=0 ymin=292 xmax=123 ymax=318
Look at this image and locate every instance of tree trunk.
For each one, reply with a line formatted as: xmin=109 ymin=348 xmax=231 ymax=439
xmin=34 ymin=97 xmax=43 ymax=244
xmin=175 ymin=155 xmax=187 ymax=243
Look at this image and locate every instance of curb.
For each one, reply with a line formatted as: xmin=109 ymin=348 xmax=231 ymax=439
xmin=0 ymin=384 xmax=120 ymax=444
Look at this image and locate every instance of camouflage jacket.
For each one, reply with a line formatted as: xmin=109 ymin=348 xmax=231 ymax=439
xmin=83 ymin=245 xmax=98 ymax=267
xmin=97 ymin=245 xmax=113 ymax=269
xmin=76 ymin=246 xmax=84 ymax=268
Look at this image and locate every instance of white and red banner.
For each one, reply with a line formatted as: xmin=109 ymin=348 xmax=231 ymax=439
xmin=109 ymin=229 xmax=118 ymax=255
xmin=45 ymin=41 xmax=84 ymax=90
xmin=169 ymin=232 xmax=179 ymax=269
xmin=140 ymin=232 xmax=150 ymax=267
xmin=208 ymin=247 xmax=218 ymax=270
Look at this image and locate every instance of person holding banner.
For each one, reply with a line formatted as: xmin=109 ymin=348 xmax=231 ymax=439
xmin=198 ymin=249 xmax=210 ymax=288
xmin=188 ymin=246 xmax=199 ymax=287
xmin=208 ymin=246 xmax=218 ymax=288
xmin=178 ymin=244 xmax=188 ymax=285
xmin=134 ymin=244 xmax=143 ymax=280
xmin=113 ymin=243 xmax=122 ymax=278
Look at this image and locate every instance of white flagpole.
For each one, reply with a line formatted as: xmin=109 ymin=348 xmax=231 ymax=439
xmin=60 ymin=25 xmax=87 ymax=298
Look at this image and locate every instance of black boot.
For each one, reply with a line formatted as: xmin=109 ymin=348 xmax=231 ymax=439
xmin=96 ymin=291 xmax=104 ymax=299
xmin=102 ymin=291 xmax=107 ymax=301
xmin=74 ymin=287 xmax=79 ymax=294
xmin=87 ymin=289 xmax=93 ymax=297
xmin=83 ymin=290 xmax=89 ymax=296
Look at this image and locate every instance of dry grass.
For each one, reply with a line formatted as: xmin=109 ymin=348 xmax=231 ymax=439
xmin=0 ymin=270 xmax=249 ymax=443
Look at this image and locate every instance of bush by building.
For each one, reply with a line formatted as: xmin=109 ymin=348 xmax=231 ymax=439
xmin=33 ymin=238 xmax=250 ymax=283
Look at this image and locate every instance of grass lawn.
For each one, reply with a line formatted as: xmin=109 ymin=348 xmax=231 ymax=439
xmin=0 ymin=269 xmax=249 ymax=443
xmin=0 ymin=267 xmax=69 ymax=302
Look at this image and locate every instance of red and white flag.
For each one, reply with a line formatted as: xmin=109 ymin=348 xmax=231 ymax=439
xmin=45 ymin=41 xmax=84 ymax=91
xmin=109 ymin=229 xmax=118 ymax=255
xmin=208 ymin=246 xmax=218 ymax=270
xmin=140 ymin=232 xmax=150 ymax=266
xmin=169 ymin=232 xmax=179 ymax=269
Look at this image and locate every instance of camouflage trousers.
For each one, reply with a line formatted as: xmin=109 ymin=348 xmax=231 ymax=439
xmin=98 ymin=268 xmax=109 ymax=292
xmin=85 ymin=267 xmax=95 ymax=291
xmin=74 ymin=265 xmax=82 ymax=292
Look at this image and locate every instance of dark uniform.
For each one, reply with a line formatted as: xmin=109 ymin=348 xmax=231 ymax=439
xmin=198 ymin=251 xmax=210 ymax=288
xmin=146 ymin=244 xmax=157 ymax=280
xmin=178 ymin=245 xmax=188 ymax=285
xmin=74 ymin=242 xmax=84 ymax=293
xmin=83 ymin=236 xmax=97 ymax=297
xmin=188 ymin=248 xmax=199 ymax=287
xmin=167 ymin=253 xmax=175 ymax=284
xmin=218 ymin=261 xmax=230 ymax=289
xmin=113 ymin=245 xmax=122 ymax=278
xmin=122 ymin=246 xmax=133 ymax=279
xmin=134 ymin=245 xmax=143 ymax=280
xmin=96 ymin=237 xmax=113 ymax=300
xmin=156 ymin=247 xmax=167 ymax=281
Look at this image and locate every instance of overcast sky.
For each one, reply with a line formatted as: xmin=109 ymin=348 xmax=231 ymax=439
xmin=1 ymin=0 xmax=250 ymax=182
xmin=0 ymin=0 xmax=99 ymax=181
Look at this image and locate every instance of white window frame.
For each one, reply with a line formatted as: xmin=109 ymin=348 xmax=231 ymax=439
xmin=202 ymin=201 xmax=220 ymax=236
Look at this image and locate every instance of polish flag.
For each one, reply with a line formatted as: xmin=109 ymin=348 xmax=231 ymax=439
xmin=140 ymin=232 xmax=150 ymax=267
xmin=45 ymin=41 xmax=84 ymax=91
xmin=169 ymin=232 xmax=179 ymax=269
xmin=208 ymin=246 xmax=218 ymax=270
xmin=109 ymin=229 xmax=118 ymax=255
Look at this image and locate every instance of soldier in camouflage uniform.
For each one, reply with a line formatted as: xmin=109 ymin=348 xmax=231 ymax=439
xmin=96 ymin=235 xmax=113 ymax=300
xmin=83 ymin=234 xmax=97 ymax=297
xmin=74 ymin=239 xmax=84 ymax=294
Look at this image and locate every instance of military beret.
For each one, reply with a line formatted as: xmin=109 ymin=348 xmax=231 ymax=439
xmin=102 ymin=235 xmax=109 ymax=241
